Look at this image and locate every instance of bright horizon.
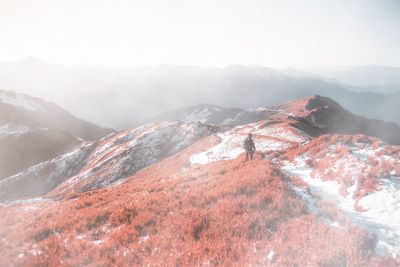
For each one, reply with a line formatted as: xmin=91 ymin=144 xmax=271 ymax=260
xmin=3 ymin=56 xmax=400 ymax=70
xmin=1 ymin=0 xmax=400 ymax=68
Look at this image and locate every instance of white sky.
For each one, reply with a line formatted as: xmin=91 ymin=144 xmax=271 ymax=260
xmin=1 ymin=0 xmax=400 ymax=68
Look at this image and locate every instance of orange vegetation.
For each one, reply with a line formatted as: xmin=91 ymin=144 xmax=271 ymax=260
xmin=0 ymin=139 xmax=396 ymax=266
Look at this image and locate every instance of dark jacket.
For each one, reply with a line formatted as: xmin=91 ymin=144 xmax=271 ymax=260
xmin=244 ymin=137 xmax=256 ymax=152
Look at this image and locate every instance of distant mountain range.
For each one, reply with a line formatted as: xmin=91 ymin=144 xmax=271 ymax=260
xmin=1 ymin=58 xmax=400 ymax=129
xmin=300 ymin=65 xmax=400 ymax=88
xmin=0 ymin=89 xmax=113 ymax=179
xmin=139 ymin=103 xmax=268 ymax=127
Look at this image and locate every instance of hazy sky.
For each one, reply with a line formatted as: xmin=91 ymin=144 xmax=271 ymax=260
xmin=1 ymin=0 xmax=400 ymax=68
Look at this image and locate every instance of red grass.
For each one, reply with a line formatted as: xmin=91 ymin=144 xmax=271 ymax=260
xmin=0 ymin=142 xmax=397 ymax=266
xmin=0 ymin=128 xmax=398 ymax=266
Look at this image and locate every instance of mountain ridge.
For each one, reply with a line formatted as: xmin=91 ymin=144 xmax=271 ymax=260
xmin=1 ymin=95 xmax=400 ymax=265
xmin=2 ymin=59 xmax=400 ymax=129
xmin=0 ymin=88 xmax=114 ymax=179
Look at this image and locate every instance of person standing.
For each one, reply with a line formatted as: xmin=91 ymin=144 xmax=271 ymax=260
xmin=244 ymin=133 xmax=256 ymax=161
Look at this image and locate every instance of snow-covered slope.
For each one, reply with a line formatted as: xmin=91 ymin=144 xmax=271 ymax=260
xmin=0 ymin=121 xmax=219 ymax=201
xmin=190 ymin=120 xmax=310 ymax=165
xmin=0 ymin=90 xmax=47 ymax=113
xmin=1 ymin=96 xmax=400 ymax=266
xmin=0 ymin=128 xmax=81 ymax=180
xmin=0 ymin=142 xmax=96 ymax=201
xmin=0 ymin=89 xmax=114 ymax=179
xmin=0 ymin=123 xmax=30 ymax=138
xmin=0 ymin=88 xmax=113 ymax=140
xmin=138 ymin=103 xmax=269 ymax=127
xmin=282 ymin=134 xmax=400 ymax=259
xmin=50 ymin=121 xmax=219 ymax=196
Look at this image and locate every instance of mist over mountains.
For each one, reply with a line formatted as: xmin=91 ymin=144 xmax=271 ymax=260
xmin=3 ymin=0 xmax=400 ymax=264
xmin=0 ymin=88 xmax=113 ymax=179
xmin=2 ymin=94 xmax=400 ymax=265
xmin=301 ymin=65 xmax=400 ymax=88
xmin=1 ymin=58 xmax=400 ymax=130
xmin=2 ymin=60 xmax=400 ymax=266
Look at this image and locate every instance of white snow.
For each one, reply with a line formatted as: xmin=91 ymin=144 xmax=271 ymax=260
xmin=282 ymin=158 xmax=400 ymax=258
xmin=252 ymin=107 xmax=295 ymax=118
xmin=254 ymin=125 xmax=309 ymax=143
xmin=351 ymin=147 xmax=376 ymax=161
xmin=50 ymin=121 xmax=217 ymax=193
xmin=2 ymin=144 xmax=91 ymax=183
xmin=184 ymin=107 xmax=212 ymax=123
xmin=0 ymin=197 xmax=49 ymax=207
xmin=93 ymin=239 xmax=105 ymax=245
xmin=0 ymin=124 xmax=30 ymax=138
xmin=30 ymin=249 xmax=43 ymax=256
xmin=190 ymin=122 xmax=306 ymax=165
xmin=221 ymin=110 xmax=250 ymax=126
xmin=190 ymin=133 xmax=243 ymax=164
xmin=330 ymin=221 xmax=341 ymax=228
xmin=0 ymin=91 xmax=46 ymax=113
xmin=288 ymin=173 xmax=341 ymax=227
xmin=267 ymin=250 xmax=275 ymax=261
xmin=358 ymin=177 xmax=400 ymax=256
xmin=139 ymin=234 xmax=149 ymax=243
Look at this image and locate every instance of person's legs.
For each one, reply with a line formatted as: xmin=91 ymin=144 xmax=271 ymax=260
xmin=250 ymin=151 xmax=254 ymax=160
xmin=246 ymin=151 xmax=250 ymax=161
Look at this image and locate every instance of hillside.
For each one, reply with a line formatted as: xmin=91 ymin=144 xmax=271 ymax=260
xmin=0 ymin=121 xmax=219 ymax=201
xmin=0 ymin=89 xmax=113 ymax=140
xmin=274 ymin=95 xmax=400 ymax=145
xmin=139 ymin=103 xmax=268 ymax=127
xmin=0 ymin=89 xmax=114 ymax=179
xmin=0 ymin=96 xmax=400 ymax=266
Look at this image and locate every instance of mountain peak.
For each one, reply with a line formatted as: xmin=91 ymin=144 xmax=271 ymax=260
xmin=272 ymin=95 xmax=400 ymax=145
xmin=273 ymin=95 xmax=340 ymax=119
xmin=17 ymin=56 xmax=46 ymax=65
xmin=305 ymin=95 xmax=341 ymax=110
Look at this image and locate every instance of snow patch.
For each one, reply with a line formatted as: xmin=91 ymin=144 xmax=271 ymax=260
xmin=190 ymin=122 xmax=305 ymax=165
xmin=0 ymin=124 xmax=30 ymax=138
xmin=190 ymin=133 xmax=243 ymax=164
xmin=0 ymin=91 xmax=47 ymax=113
xmin=31 ymin=249 xmax=43 ymax=256
xmin=267 ymin=250 xmax=275 ymax=261
xmin=51 ymin=121 xmax=217 ymax=194
xmin=93 ymin=239 xmax=105 ymax=245
xmin=288 ymin=179 xmax=341 ymax=227
xmin=283 ymin=160 xmax=400 ymax=258
xmin=0 ymin=197 xmax=50 ymax=207
xmin=184 ymin=107 xmax=212 ymax=123
xmin=139 ymin=234 xmax=149 ymax=243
